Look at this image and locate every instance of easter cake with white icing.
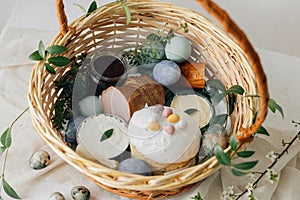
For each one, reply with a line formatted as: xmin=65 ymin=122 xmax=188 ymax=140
xmin=127 ymin=105 xmax=201 ymax=174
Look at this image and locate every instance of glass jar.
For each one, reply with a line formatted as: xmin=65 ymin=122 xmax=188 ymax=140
xmin=88 ymin=50 xmax=128 ymax=96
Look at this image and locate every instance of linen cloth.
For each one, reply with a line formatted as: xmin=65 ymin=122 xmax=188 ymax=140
xmin=0 ymin=0 xmax=299 ymax=199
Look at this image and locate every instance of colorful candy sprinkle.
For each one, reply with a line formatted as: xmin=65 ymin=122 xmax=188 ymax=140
xmin=148 ymin=121 xmax=161 ymax=131
xmin=163 ymin=124 xmax=175 ymax=135
xmin=162 ymin=107 xmax=173 ymax=118
xmin=167 ymin=114 xmax=180 ymax=123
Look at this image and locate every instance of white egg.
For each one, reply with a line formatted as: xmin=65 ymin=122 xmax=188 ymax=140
xmin=165 ymin=36 xmax=192 ymax=63
xmin=78 ymin=96 xmax=103 ymax=116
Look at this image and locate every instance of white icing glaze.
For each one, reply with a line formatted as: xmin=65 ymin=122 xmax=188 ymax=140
xmin=76 ymin=114 xmax=129 ymax=163
xmin=128 ymin=106 xmax=201 ymax=164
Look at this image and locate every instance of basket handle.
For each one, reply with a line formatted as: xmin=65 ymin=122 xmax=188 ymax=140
xmin=55 ymin=0 xmax=269 ymax=141
xmin=195 ymin=0 xmax=269 ymax=141
xmin=56 ymin=0 xmax=68 ymax=36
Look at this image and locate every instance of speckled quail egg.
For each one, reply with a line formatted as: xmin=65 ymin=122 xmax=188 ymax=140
xmin=118 ymin=158 xmax=152 ymax=176
xmin=153 ymin=60 xmax=181 ymax=86
xmin=29 ymin=150 xmax=50 ymax=170
xmin=165 ymin=35 xmax=192 ymax=63
xmin=71 ymin=186 xmax=90 ymax=200
xmin=202 ymin=124 xmax=228 ymax=157
xmin=50 ymin=192 xmax=65 ymax=200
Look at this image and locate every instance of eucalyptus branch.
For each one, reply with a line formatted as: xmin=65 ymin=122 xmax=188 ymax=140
xmin=0 ymin=107 xmax=29 ymax=199
xmin=235 ymin=130 xmax=300 ymax=199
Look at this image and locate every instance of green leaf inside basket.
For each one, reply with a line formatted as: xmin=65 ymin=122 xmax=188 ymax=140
xmin=38 ymin=40 xmax=45 ymax=59
xmin=229 ymin=134 xmax=238 ymax=151
xmin=48 ymin=56 xmax=71 ymax=67
xmin=87 ymin=1 xmax=97 ymax=16
xmin=28 ymin=50 xmax=43 ymax=61
xmin=213 ymin=144 xmax=231 ymax=166
xmin=121 ymin=2 xmax=131 ymax=25
xmin=46 ymin=45 xmax=67 ymax=55
xmin=206 ymin=79 xmax=226 ymax=93
xmin=227 ymin=85 xmax=245 ymax=95
xmin=100 ymin=129 xmax=114 ymax=142
xmin=184 ymin=108 xmax=199 ymax=115
xmin=45 ymin=63 xmax=56 ymax=74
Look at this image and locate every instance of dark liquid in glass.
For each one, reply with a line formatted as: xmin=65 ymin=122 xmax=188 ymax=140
xmin=93 ymin=55 xmax=125 ymax=79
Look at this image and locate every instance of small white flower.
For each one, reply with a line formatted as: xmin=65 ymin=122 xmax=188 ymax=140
xmin=220 ymin=186 xmax=235 ymax=200
xmin=266 ymin=151 xmax=277 ymax=162
xmin=266 ymin=169 xmax=280 ymax=184
xmin=245 ymin=183 xmax=254 ymax=195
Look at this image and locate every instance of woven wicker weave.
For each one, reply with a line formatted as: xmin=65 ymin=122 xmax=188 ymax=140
xmin=28 ymin=0 xmax=269 ymax=199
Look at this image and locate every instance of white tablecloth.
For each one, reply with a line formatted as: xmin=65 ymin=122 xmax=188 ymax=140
xmin=0 ymin=0 xmax=299 ymax=199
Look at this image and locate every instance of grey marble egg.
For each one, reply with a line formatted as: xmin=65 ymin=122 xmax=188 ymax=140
xmin=29 ymin=150 xmax=50 ymax=170
xmin=153 ymin=60 xmax=181 ymax=86
xmin=71 ymin=186 xmax=90 ymax=200
xmin=50 ymin=192 xmax=65 ymax=200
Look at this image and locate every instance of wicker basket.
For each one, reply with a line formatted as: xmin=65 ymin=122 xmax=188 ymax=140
xmin=28 ymin=0 xmax=269 ymax=199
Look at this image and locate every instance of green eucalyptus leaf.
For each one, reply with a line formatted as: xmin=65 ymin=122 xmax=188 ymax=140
xmin=268 ymin=99 xmax=284 ymax=118
xmin=46 ymin=45 xmax=67 ymax=55
xmin=237 ymin=151 xmax=255 ymax=158
xmin=231 ymin=168 xmax=247 ymax=176
xmin=233 ymin=160 xmax=258 ymax=170
xmin=210 ymin=114 xmax=228 ymax=126
xmin=87 ymin=1 xmax=97 ymax=16
xmin=228 ymin=93 xmax=236 ymax=115
xmin=2 ymin=179 xmax=21 ymax=199
xmin=184 ymin=108 xmax=199 ymax=115
xmin=38 ymin=40 xmax=45 ymax=59
xmin=257 ymin=125 xmax=269 ymax=136
xmin=28 ymin=50 xmax=43 ymax=61
xmin=206 ymin=79 xmax=226 ymax=92
xmin=121 ymin=2 xmax=131 ymax=25
xmin=45 ymin=63 xmax=56 ymax=74
xmin=1 ymin=128 xmax=11 ymax=148
xmin=213 ymin=144 xmax=231 ymax=166
xmin=48 ymin=56 xmax=71 ymax=67
xmin=227 ymin=85 xmax=245 ymax=95
xmin=230 ymin=134 xmax=238 ymax=151
xmin=211 ymin=92 xmax=226 ymax=106
xmin=74 ymin=3 xmax=87 ymax=14
xmin=100 ymin=128 xmax=114 ymax=142
xmin=0 ymin=146 xmax=6 ymax=156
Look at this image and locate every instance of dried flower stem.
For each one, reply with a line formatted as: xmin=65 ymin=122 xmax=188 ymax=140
xmin=236 ymin=130 xmax=300 ymax=199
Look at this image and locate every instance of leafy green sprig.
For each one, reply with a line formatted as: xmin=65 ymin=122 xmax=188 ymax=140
xmin=205 ymin=79 xmax=283 ymax=175
xmin=28 ymin=41 xmax=71 ymax=74
xmin=75 ymin=0 xmax=131 ymax=25
xmin=0 ymin=108 xmax=29 ymax=199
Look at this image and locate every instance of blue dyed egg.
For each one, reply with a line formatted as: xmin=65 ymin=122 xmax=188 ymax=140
xmin=118 ymin=158 xmax=152 ymax=176
xmin=64 ymin=116 xmax=86 ymax=146
xmin=153 ymin=60 xmax=181 ymax=86
xmin=165 ymin=36 xmax=192 ymax=63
